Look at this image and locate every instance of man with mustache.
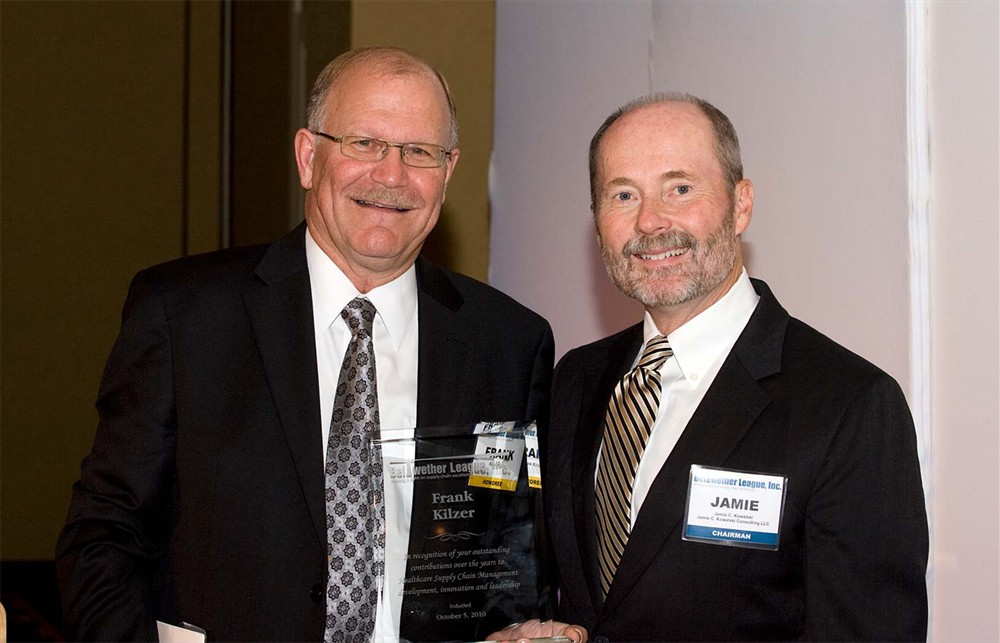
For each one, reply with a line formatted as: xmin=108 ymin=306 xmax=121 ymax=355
xmin=56 ymin=47 xmax=559 ymax=642
xmin=532 ymin=94 xmax=928 ymax=641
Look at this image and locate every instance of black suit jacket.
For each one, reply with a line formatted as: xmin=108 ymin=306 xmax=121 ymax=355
xmin=56 ymin=223 xmax=554 ymax=641
xmin=546 ymin=279 xmax=927 ymax=642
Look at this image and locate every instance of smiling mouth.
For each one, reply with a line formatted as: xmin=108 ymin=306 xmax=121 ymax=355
xmin=638 ymin=248 xmax=689 ymax=260
xmin=354 ymin=199 xmax=413 ymax=213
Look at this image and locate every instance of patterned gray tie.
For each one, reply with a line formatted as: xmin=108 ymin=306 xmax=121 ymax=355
xmin=324 ymin=297 xmax=384 ymax=643
xmin=595 ymin=335 xmax=673 ymax=597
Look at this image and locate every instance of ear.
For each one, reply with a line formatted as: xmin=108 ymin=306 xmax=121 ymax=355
xmin=441 ymin=147 xmax=460 ymax=193
xmin=294 ymin=128 xmax=316 ymax=190
xmin=733 ymin=178 xmax=754 ymax=235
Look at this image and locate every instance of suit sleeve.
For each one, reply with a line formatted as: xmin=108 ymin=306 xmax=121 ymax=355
xmin=804 ymin=373 xmax=928 ymax=641
xmin=523 ymin=320 xmax=557 ymax=619
xmin=55 ymin=270 xmax=177 ymax=641
xmin=525 ymin=321 xmax=555 ymax=432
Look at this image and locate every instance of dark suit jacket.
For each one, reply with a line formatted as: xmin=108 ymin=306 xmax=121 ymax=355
xmin=56 ymin=223 xmax=554 ymax=642
xmin=546 ymin=279 xmax=927 ymax=642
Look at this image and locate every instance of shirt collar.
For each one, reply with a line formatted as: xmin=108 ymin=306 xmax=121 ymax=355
xmin=305 ymin=226 xmax=418 ymax=350
xmin=642 ymin=268 xmax=759 ymax=387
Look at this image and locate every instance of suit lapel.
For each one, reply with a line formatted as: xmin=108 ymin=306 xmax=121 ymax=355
xmin=568 ymin=326 xmax=643 ymax=618
xmin=601 ymin=279 xmax=788 ymax=617
xmin=414 ymin=257 xmax=474 ymax=426
xmin=243 ymin=224 xmax=326 ymax=550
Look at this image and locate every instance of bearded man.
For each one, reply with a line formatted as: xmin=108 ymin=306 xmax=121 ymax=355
xmin=537 ymin=94 xmax=928 ymax=642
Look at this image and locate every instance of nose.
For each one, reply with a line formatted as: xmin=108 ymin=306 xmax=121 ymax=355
xmin=635 ymin=197 xmax=670 ymax=235
xmin=368 ymin=145 xmax=410 ymax=188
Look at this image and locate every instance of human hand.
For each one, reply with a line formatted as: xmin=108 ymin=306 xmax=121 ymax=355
xmin=485 ymin=619 xmax=588 ymax=643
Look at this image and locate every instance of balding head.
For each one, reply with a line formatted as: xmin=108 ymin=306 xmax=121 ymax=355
xmin=306 ymin=47 xmax=459 ymax=149
xmin=589 ymin=92 xmax=742 ymax=211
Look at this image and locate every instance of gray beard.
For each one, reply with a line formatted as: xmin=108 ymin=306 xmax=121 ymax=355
xmin=600 ymin=214 xmax=738 ymax=309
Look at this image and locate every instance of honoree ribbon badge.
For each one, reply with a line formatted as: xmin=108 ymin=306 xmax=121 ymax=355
xmin=683 ymin=464 xmax=787 ymax=550
xmin=523 ymin=423 xmax=542 ymax=490
xmin=469 ymin=421 xmax=524 ymax=492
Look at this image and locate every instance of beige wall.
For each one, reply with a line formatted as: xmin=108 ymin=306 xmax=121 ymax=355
xmin=2 ymin=0 xmax=199 ymax=560
xmin=0 ymin=0 xmax=494 ymax=561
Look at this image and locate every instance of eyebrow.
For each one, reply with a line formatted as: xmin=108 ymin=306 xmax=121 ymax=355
xmin=659 ymin=170 xmax=693 ymax=181
xmin=603 ymin=177 xmax=635 ymax=190
xmin=603 ymin=170 xmax=694 ymax=190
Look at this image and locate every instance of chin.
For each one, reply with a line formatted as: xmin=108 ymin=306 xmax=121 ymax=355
xmin=355 ymin=227 xmax=404 ymax=253
xmin=630 ymin=278 xmax=698 ymax=308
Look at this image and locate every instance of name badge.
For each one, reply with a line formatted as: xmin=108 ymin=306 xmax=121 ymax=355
xmin=682 ymin=464 xmax=787 ymax=550
xmin=522 ymin=422 xmax=542 ymax=489
xmin=469 ymin=421 xmax=524 ymax=492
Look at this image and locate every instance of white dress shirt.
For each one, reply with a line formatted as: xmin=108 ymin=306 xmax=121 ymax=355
xmin=305 ymin=228 xmax=418 ymax=641
xmin=628 ymin=269 xmax=760 ymax=524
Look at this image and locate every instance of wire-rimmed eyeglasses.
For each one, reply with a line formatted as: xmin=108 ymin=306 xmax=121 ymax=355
xmin=312 ymin=132 xmax=452 ymax=168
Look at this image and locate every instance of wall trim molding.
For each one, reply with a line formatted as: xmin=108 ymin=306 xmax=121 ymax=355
xmin=905 ymin=0 xmax=933 ymax=619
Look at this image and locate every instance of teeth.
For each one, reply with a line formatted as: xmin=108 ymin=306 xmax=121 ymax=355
xmin=356 ymin=199 xmax=408 ymax=211
xmin=640 ymin=248 xmax=687 ymax=260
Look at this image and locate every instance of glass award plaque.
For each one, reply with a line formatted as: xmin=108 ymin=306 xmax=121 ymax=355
xmin=376 ymin=421 xmax=548 ymax=643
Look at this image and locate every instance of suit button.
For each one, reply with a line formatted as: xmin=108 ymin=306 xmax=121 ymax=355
xmin=593 ymin=637 xmax=609 ymax=643
xmin=310 ymin=583 xmax=323 ymax=603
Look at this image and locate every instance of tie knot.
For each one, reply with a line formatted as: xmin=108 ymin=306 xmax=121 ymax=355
xmin=340 ymin=297 xmax=377 ymax=338
xmin=637 ymin=335 xmax=672 ymax=371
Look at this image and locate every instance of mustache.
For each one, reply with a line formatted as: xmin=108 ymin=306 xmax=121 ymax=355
xmin=621 ymin=230 xmax=695 ymax=257
xmin=350 ymin=187 xmax=422 ymax=210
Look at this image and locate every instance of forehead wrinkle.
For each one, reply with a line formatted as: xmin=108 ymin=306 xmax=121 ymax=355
xmin=326 ymin=72 xmax=451 ymax=146
xmin=336 ymin=105 xmax=441 ymax=142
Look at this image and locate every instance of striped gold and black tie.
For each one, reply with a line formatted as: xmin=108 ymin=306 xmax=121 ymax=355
xmin=595 ymin=335 xmax=673 ymax=596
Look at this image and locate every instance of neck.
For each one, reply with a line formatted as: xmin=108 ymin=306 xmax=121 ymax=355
xmin=309 ymin=226 xmax=418 ymax=294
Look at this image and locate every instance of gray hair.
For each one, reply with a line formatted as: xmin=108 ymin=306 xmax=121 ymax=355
xmin=306 ymin=46 xmax=459 ymax=149
xmin=588 ymin=92 xmax=742 ymax=210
